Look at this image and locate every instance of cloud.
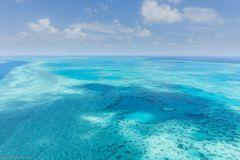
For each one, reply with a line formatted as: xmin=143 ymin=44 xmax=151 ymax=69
xmin=69 ymin=20 xmax=151 ymax=38
xmin=86 ymin=8 xmax=98 ymax=17
xmin=137 ymin=28 xmax=152 ymax=38
xmin=85 ymin=4 xmax=109 ymax=17
xmin=29 ymin=18 xmax=59 ymax=34
xmin=18 ymin=18 xmax=151 ymax=44
xmin=71 ymin=21 xmax=116 ymax=34
xmin=64 ymin=27 xmax=87 ymax=40
xmin=141 ymin=0 xmax=182 ymax=23
xmin=165 ymin=0 xmax=182 ymax=4
xmin=183 ymin=7 xmax=223 ymax=24
xmin=141 ymin=0 xmax=223 ymax=25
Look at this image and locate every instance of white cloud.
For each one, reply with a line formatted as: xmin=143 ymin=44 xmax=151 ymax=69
xmin=112 ymin=19 xmax=136 ymax=34
xmin=141 ymin=0 xmax=223 ymax=25
xmin=165 ymin=0 xmax=182 ymax=4
xmin=71 ymin=21 xmax=116 ymax=34
xmin=18 ymin=18 xmax=151 ymax=44
xmin=86 ymin=8 xmax=98 ymax=17
xmin=70 ymin=20 xmax=151 ymax=38
xmin=64 ymin=27 xmax=87 ymax=40
xmin=85 ymin=4 xmax=109 ymax=17
xmin=183 ymin=7 xmax=223 ymax=24
xmin=137 ymin=28 xmax=152 ymax=38
xmin=29 ymin=18 xmax=59 ymax=34
xmin=141 ymin=0 xmax=182 ymax=23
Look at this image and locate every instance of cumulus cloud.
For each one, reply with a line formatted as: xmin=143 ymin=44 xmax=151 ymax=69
xmin=183 ymin=7 xmax=223 ymax=24
xmin=69 ymin=20 xmax=151 ymax=38
xmin=64 ymin=27 xmax=87 ymax=40
xmin=29 ymin=18 xmax=59 ymax=34
xmin=18 ymin=18 xmax=151 ymax=44
xmin=141 ymin=0 xmax=182 ymax=23
xmin=141 ymin=0 xmax=223 ymax=25
xmin=71 ymin=21 xmax=116 ymax=34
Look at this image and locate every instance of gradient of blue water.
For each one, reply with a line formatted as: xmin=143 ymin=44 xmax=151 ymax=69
xmin=0 ymin=57 xmax=240 ymax=160
xmin=0 ymin=60 xmax=27 ymax=79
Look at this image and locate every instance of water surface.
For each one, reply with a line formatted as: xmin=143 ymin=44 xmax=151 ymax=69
xmin=0 ymin=57 xmax=240 ymax=160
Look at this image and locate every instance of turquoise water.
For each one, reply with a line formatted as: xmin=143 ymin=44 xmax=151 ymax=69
xmin=0 ymin=57 xmax=240 ymax=159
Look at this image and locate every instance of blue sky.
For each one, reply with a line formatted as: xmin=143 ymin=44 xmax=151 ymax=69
xmin=0 ymin=0 xmax=240 ymax=56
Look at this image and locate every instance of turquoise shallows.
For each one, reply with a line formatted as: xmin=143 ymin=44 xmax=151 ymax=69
xmin=0 ymin=57 xmax=240 ymax=160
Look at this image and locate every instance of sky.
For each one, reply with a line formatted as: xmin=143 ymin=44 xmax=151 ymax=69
xmin=0 ymin=0 xmax=240 ymax=56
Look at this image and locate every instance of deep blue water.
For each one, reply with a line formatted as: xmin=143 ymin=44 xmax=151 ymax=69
xmin=0 ymin=60 xmax=27 ymax=79
xmin=0 ymin=57 xmax=240 ymax=160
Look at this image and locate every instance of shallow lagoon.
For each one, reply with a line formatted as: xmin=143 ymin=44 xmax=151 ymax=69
xmin=0 ymin=57 xmax=240 ymax=159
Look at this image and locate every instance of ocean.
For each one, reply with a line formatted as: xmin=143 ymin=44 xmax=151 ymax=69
xmin=0 ymin=57 xmax=240 ymax=159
